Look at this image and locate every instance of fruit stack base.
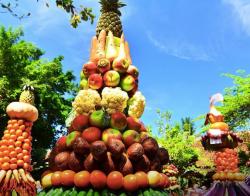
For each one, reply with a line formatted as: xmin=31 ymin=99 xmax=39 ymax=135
xmin=38 ymin=187 xmax=170 ymax=196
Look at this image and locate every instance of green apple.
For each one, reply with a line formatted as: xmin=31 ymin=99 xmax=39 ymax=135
xmin=120 ymin=75 xmax=136 ymax=91
xmin=102 ymin=128 xmax=122 ymax=144
xmin=89 ymin=110 xmax=110 ymax=128
xmin=66 ymin=131 xmax=81 ymax=148
xmin=122 ymin=130 xmax=140 ymax=146
xmin=80 ymin=78 xmax=88 ymax=90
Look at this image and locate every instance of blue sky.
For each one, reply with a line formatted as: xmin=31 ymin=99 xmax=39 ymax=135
xmin=1 ymin=0 xmax=250 ymax=132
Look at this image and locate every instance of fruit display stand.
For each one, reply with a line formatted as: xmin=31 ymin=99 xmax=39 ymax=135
xmin=201 ymin=94 xmax=250 ymax=196
xmin=39 ymin=1 xmax=171 ymax=196
xmin=0 ymin=86 xmax=38 ymax=196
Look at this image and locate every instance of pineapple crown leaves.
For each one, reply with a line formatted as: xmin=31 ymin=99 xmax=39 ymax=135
xmin=22 ymin=84 xmax=35 ymax=92
xmin=99 ymin=0 xmax=126 ymax=16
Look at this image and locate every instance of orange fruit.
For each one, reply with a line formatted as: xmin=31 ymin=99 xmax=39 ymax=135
xmin=8 ymin=145 xmax=15 ymax=151
xmin=74 ymin=171 xmax=90 ymax=188
xmin=17 ymin=136 xmax=24 ymax=142
xmin=10 ymin=158 xmax=17 ymax=164
xmin=51 ymin=171 xmax=62 ymax=186
xmin=16 ymin=129 xmax=22 ymax=137
xmin=107 ymin=171 xmax=123 ymax=190
xmin=10 ymin=163 xmax=17 ymax=170
xmin=17 ymin=160 xmax=24 ymax=167
xmin=9 ymin=151 xmax=17 ymax=158
xmin=61 ymin=170 xmax=75 ymax=186
xmin=13 ymin=123 xmax=19 ymax=130
xmin=10 ymin=135 xmax=17 ymax=140
xmin=17 ymin=120 xmax=24 ymax=125
xmin=3 ymin=156 xmax=10 ymax=162
xmin=9 ymin=129 xmax=15 ymax=135
xmin=22 ymin=143 xmax=31 ymax=151
xmin=22 ymin=150 xmax=29 ymax=155
xmin=135 ymin=171 xmax=149 ymax=188
xmin=1 ymin=162 xmax=10 ymax=170
xmin=90 ymin=170 xmax=107 ymax=189
xmin=17 ymin=153 xmax=23 ymax=160
xmin=19 ymin=125 xmax=25 ymax=131
xmin=23 ymin=162 xmax=30 ymax=170
xmin=23 ymin=155 xmax=30 ymax=163
xmin=22 ymin=132 xmax=29 ymax=138
xmin=123 ymin=174 xmax=138 ymax=192
xmin=15 ymin=141 xmax=22 ymax=147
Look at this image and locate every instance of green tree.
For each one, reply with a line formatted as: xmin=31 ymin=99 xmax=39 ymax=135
xmin=0 ymin=0 xmax=95 ymax=28
xmin=0 ymin=26 xmax=77 ymax=176
xmin=153 ymin=110 xmax=215 ymax=187
xmin=154 ymin=110 xmax=198 ymax=172
xmin=181 ymin=117 xmax=195 ymax=135
xmin=220 ymin=70 xmax=250 ymax=130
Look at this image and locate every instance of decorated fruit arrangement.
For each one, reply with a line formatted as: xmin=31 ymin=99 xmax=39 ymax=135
xmin=201 ymin=93 xmax=243 ymax=150
xmin=41 ymin=0 xmax=171 ymax=195
xmin=212 ymin=148 xmax=246 ymax=181
xmin=39 ymin=170 xmax=170 ymax=195
xmin=0 ymin=85 xmax=38 ymax=196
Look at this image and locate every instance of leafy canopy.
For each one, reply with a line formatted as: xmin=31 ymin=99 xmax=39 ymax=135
xmin=0 ymin=26 xmax=77 ymax=173
xmin=219 ymin=70 xmax=250 ymax=130
xmin=0 ymin=0 xmax=95 ymax=28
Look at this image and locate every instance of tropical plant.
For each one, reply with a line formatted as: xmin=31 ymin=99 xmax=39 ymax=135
xmin=0 ymin=26 xmax=77 ymax=178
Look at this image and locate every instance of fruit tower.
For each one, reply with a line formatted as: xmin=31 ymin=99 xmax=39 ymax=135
xmin=0 ymin=85 xmax=38 ymax=196
xmin=39 ymin=0 xmax=170 ymax=195
xmin=201 ymin=93 xmax=250 ymax=196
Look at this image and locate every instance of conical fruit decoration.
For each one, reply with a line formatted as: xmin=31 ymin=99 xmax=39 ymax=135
xmin=40 ymin=1 xmax=170 ymax=195
xmin=201 ymin=93 xmax=250 ymax=196
xmin=0 ymin=85 xmax=38 ymax=196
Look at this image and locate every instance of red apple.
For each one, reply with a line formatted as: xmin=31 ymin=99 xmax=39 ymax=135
xmin=83 ymin=61 xmax=97 ymax=77
xmin=88 ymin=74 xmax=103 ymax=90
xmin=127 ymin=65 xmax=139 ymax=78
xmin=110 ymin=112 xmax=127 ymax=131
xmin=82 ymin=127 xmax=102 ymax=143
xmin=55 ymin=136 xmax=67 ymax=152
xmin=122 ymin=130 xmax=140 ymax=147
xmin=102 ymin=128 xmax=122 ymax=144
xmin=112 ymin=58 xmax=129 ymax=73
xmin=127 ymin=117 xmax=141 ymax=132
xmin=66 ymin=131 xmax=81 ymax=148
xmin=71 ymin=114 xmax=89 ymax=131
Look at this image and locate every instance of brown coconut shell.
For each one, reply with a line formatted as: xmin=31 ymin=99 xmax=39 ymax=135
xmin=73 ymin=137 xmax=90 ymax=156
xmin=133 ymin=154 xmax=150 ymax=172
xmin=142 ymin=137 xmax=159 ymax=159
xmin=54 ymin=151 xmax=70 ymax=170
xmin=107 ymin=138 xmax=125 ymax=159
xmin=90 ymin=140 xmax=107 ymax=161
xmin=84 ymin=153 xmax=99 ymax=172
xmin=101 ymin=152 xmax=115 ymax=174
xmin=127 ymin=143 xmax=144 ymax=161
xmin=68 ymin=151 xmax=84 ymax=172
xmin=157 ymin=147 xmax=169 ymax=165
xmin=117 ymin=153 xmax=133 ymax=175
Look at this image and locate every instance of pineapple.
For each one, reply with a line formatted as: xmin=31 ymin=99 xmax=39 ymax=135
xmin=96 ymin=0 xmax=126 ymax=38
xmin=19 ymin=85 xmax=35 ymax=105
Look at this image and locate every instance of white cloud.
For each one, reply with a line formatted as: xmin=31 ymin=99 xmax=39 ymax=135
xmin=223 ymin=0 xmax=250 ymax=36
xmin=147 ymin=31 xmax=212 ymax=61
